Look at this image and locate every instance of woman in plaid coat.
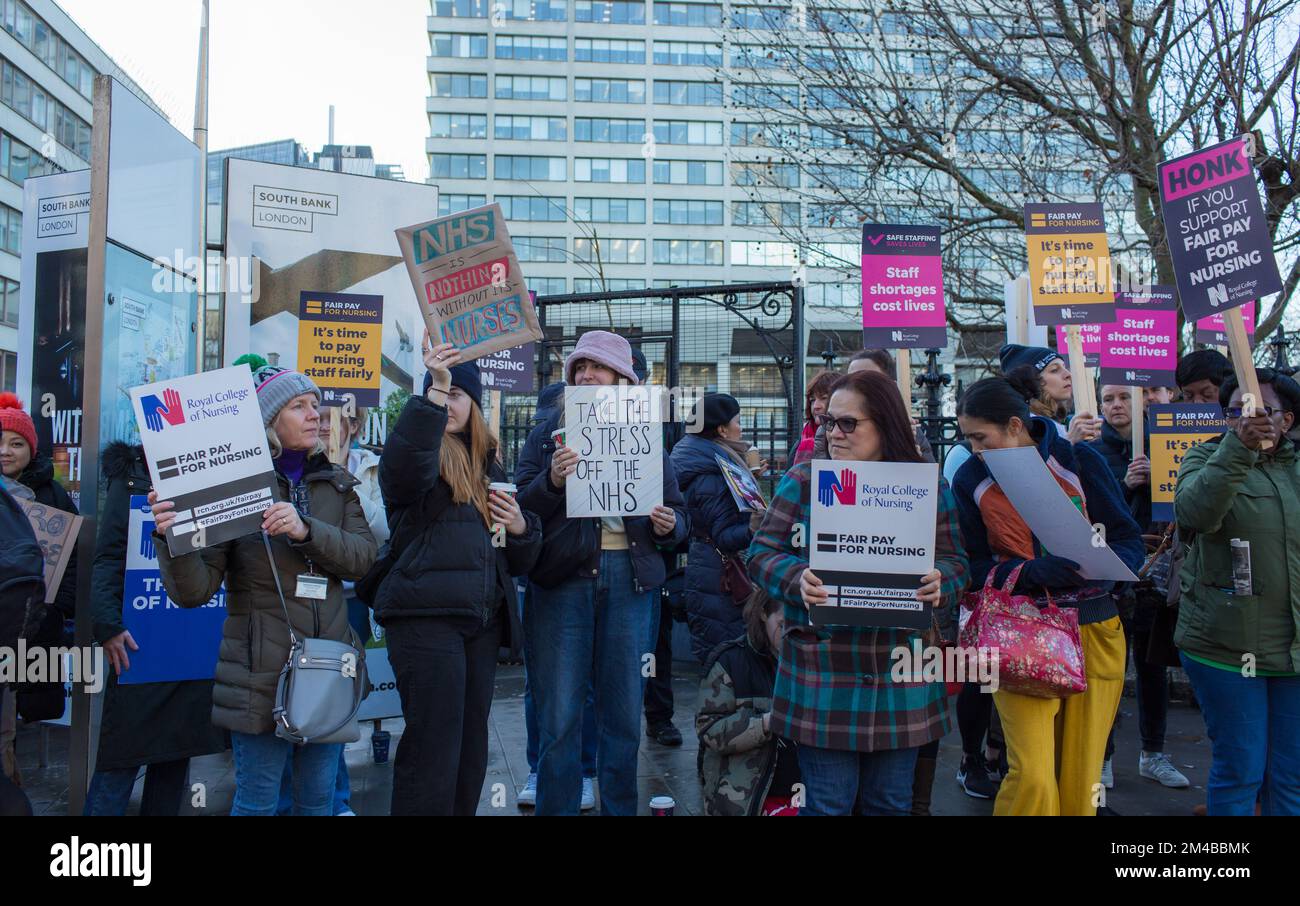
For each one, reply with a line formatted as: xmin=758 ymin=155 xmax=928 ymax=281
xmin=747 ymin=370 xmax=969 ymax=815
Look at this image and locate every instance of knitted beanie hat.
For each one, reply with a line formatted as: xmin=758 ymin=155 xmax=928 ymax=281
xmin=252 ymin=365 xmax=320 ymax=428
xmin=0 ymin=393 xmax=37 ymax=455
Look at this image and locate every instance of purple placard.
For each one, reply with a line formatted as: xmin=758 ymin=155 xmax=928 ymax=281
xmin=1195 ymin=299 xmax=1256 ymax=347
xmin=1158 ymin=136 xmax=1282 ymax=322
xmin=479 ymin=341 xmax=535 ymax=393
xmin=1098 ymin=286 xmax=1179 ymax=387
xmin=1054 ymin=322 xmax=1104 ymax=368
xmin=860 ymin=224 xmax=947 ymax=349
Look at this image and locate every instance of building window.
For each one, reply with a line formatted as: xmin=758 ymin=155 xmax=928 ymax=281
xmin=731 ymin=44 xmax=785 ymax=69
xmin=574 ymin=237 xmax=645 ymax=263
xmin=495 ymin=75 xmax=567 ymax=100
xmin=497 ymin=195 xmax=567 ymax=221
xmin=530 ymin=276 xmax=567 ymax=294
xmin=574 ymin=278 xmax=645 ymax=292
xmin=652 ymin=2 xmax=721 ymax=26
xmin=495 ymin=115 xmax=567 ymax=141
xmin=513 ymin=236 xmax=567 ymax=262
xmin=1 ymin=349 xmax=15 ymax=392
xmin=0 ymin=131 xmax=62 ymax=184
xmin=0 ymin=57 xmax=92 ymax=158
xmin=573 ymin=197 xmax=645 ymax=223
xmin=432 ymin=0 xmax=489 ymax=16
xmin=651 ymin=120 xmax=722 ymax=145
xmin=2 ymin=0 xmax=96 ymax=98
xmin=575 ymin=78 xmax=645 ymax=104
xmin=653 ymin=199 xmax=722 ymax=225
xmin=575 ymin=1 xmax=645 ymax=23
xmin=574 ymin=158 xmax=645 ymax=183
xmin=731 ymin=160 xmax=799 ymax=188
xmin=430 ymin=113 xmax=487 ymax=139
xmin=431 ymin=72 xmax=488 ymax=98
xmin=731 ymin=122 xmax=797 ymax=148
xmin=430 ymin=153 xmax=487 ymax=179
xmin=733 ymin=201 xmax=799 ymax=226
xmin=806 ymin=202 xmax=860 ymax=227
xmin=430 ymin=32 xmax=489 ymax=57
xmin=495 ymin=34 xmax=567 ymax=61
xmin=731 ymin=82 xmax=798 ymax=108
xmin=652 ymin=159 xmax=722 ymax=185
xmin=574 ymin=117 xmax=645 ymax=142
xmin=652 ymin=41 xmax=721 ymax=66
xmin=496 ymin=0 xmax=568 ymax=20
xmin=730 ymin=240 xmax=798 ymax=267
xmin=438 ymin=194 xmax=487 ymax=216
xmin=575 ymin=38 xmax=645 ymax=64
xmin=495 ymin=155 xmax=566 ymax=181
xmin=653 ymin=239 xmax=722 ymax=266
xmin=653 ymin=80 xmax=722 ymax=106
xmin=0 ymin=202 xmax=21 ymax=254
xmin=0 ymin=276 xmax=18 ymax=325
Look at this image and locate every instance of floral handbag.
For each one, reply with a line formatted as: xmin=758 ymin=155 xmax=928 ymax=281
xmin=958 ymin=562 xmax=1087 ymax=698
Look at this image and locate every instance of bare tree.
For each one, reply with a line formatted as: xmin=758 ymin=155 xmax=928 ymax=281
xmin=720 ymin=0 xmax=1300 ymax=354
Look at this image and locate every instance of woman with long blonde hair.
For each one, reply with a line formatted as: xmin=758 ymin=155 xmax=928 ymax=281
xmin=374 ymin=337 xmax=542 ymax=815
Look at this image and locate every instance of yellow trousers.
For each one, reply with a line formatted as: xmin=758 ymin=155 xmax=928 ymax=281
xmin=992 ymin=616 xmax=1126 ymax=816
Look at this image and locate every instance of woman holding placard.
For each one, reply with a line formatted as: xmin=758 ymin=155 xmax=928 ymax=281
xmin=514 ymin=329 xmax=690 ymax=816
xmin=747 ymin=370 xmax=969 ymax=816
xmin=951 ymin=377 xmax=1143 ymax=816
xmin=999 ymin=343 xmax=1103 ymax=444
xmin=1174 ymin=369 xmax=1300 ymax=816
xmin=151 ymin=366 xmax=377 ymax=816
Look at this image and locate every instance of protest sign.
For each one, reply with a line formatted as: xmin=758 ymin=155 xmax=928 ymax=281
xmin=1004 ymin=275 xmax=1049 ymax=348
xmin=1055 ymin=323 xmax=1104 ymax=368
xmin=1023 ymin=203 xmax=1115 ymax=324
xmin=564 ymin=385 xmax=663 ymax=518
xmin=1148 ymin=404 xmax=1228 ymax=521
xmin=1098 ymin=287 xmax=1180 ymax=387
xmin=396 ymin=203 xmax=544 ymax=360
xmin=860 ymin=224 xmax=947 ymax=349
xmin=980 ymin=447 xmax=1138 ymax=582
xmin=119 ymin=495 xmax=226 ymax=685
xmin=296 ymin=291 xmax=383 ymax=407
xmin=715 ymin=453 xmax=766 ymax=512
xmin=1158 ymin=136 xmax=1283 ymax=322
xmin=17 ymin=498 xmax=82 ymax=604
xmin=131 ymin=365 xmax=278 ymax=555
xmin=480 ymin=342 xmax=536 ymax=394
xmin=1196 ymin=299 xmax=1256 ymax=347
xmin=808 ymin=459 xmax=937 ymax=629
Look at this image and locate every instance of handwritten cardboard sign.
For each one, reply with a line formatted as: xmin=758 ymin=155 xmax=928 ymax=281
xmin=564 ymin=385 xmax=664 ymax=518
xmin=395 ymin=203 xmax=543 ymax=360
xmin=18 ymin=498 xmax=82 ymax=604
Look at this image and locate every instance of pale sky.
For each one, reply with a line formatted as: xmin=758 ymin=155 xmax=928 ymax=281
xmin=57 ymin=0 xmax=432 ymax=182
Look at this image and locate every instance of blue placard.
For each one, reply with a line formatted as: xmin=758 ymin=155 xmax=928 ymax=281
xmin=118 ymin=495 xmax=226 ymax=684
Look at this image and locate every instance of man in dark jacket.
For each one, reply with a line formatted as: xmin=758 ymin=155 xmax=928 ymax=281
xmin=514 ymin=330 xmax=690 ymax=815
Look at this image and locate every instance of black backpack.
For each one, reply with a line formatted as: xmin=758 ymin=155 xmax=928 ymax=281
xmin=0 ymin=482 xmax=46 ymax=653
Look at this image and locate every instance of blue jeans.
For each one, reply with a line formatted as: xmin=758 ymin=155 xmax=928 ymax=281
xmin=230 ymin=731 xmax=342 ymax=816
xmin=83 ymin=759 xmax=190 ymax=816
xmin=525 ymin=550 xmax=655 ymax=815
xmin=798 ymin=744 xmax=920 ymax=816
xmin=1181 ymin=653 xmax=1300 ymax=816
xmin=278 ymin=749 xmax=352 ymax=815
xmin=521 ymin=581 xmax=597 ymax=777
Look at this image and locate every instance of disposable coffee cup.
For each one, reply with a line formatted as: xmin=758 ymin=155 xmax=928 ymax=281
xmin=371 ymin=730 xmax=391 ymax=764
xmin=489 ymin=481 xmax=517 ymax=500
xmin=552 ymin=429 xmax=566 ymax=447
xmin=649 ymin=795 xmax=675 ymax=816
xmin=744 ymin=449 xmax=762 ymax=470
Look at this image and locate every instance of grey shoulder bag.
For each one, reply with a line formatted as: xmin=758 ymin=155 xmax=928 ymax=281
xmin=262 ymin=531 xmax=366 ymax=744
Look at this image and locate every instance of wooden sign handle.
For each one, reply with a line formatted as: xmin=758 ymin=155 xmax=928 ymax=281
xmin=1222 ymin=305 xmax=1271 ymax=450
xmin=326 ymin=406 xmax=349 ymax=466
xmin=1015 ymin=273 xmax=1031 ymax=346
xmin=1130 ymin=386 xmax=1144 ymax=459
xmin=488 ymin=389 xmax=503 ymax=447
xmin=896 ymin=351 xmax=911 ymax=414
xmin=1065 ymin=325 xmax=1097 ymax=417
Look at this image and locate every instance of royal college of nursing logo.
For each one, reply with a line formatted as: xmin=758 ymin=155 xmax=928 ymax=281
xmin=139 ymin=387 xmax=185 ymax=433
xmin=816 ymin=467 xmax=857 ymax=508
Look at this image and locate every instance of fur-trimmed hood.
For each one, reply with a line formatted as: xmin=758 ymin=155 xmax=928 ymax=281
xmin=101 ymin=440 xmax=146 ymax=482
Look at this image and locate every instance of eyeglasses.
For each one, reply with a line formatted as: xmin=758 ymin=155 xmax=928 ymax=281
xmin=1225 ymin=405 xmax=1278 ymax=419
xmin=819 ymin=414 xmax=861 ymax=435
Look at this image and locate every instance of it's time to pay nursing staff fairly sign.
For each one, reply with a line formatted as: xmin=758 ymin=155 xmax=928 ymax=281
xmin=1024 ymin=203 xmax=1115 ymax=325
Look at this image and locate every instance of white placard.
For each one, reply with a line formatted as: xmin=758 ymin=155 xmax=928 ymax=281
xmin=808 ymin=459 xmax=938 ymax=629
xmin=980 ymin=446 xmax=1139 ymax=582
xmin=564 ymin=385 xmax=664 ymax=518
xmin=130 ymin=366 xmax=278 ymax=555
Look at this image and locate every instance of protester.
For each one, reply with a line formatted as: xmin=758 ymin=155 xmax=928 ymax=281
xmin=1091 ymin=384 xmax=1189 ymax=790
xmin=953 ymin=377 xmax=1143 ymax=815
xmin=672 ymin=392 xmax=763 ymax=662
xmin=1143 ymin=387 xmax=1175 ymax=407
xmin=1175 ymin=349 xmax=1232 ymax=405
xmin=697 ymin=589 xmax=800 ymax=816
xmin=748 ymin=370 xmax=968 ymax=816
xmin=1174 ymin=368 xmax=1300 ymax=815
xmin=515 ymin=329 xmax=690 ymax=815
xmin=791 ymin=371 xmax=836 ymax=465
xmin=999 ymin=343 xmax=1101 ymax=443
xmin=375 ymin=341 xmax=541 ymax=816
xmin=152 ymin=365 xmax=377 ymax=816
xmin=0 ymin=475 xmax=44 ymax=816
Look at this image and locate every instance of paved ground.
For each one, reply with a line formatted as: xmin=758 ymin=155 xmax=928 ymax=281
xmin=15 ymin=661 xmax=1212 ymax=816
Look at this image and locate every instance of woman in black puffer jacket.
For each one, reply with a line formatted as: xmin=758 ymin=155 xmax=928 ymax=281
xmin=376 ymin=342 xmax=542 ymax=816
xmin=671 ymin=393 xmax=763 ymax=663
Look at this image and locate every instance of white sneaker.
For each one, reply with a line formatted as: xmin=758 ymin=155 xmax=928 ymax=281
xmin=1100 ymin=758 xmax=1114 ymax=789
xmin=517 ymin=773 xmax=537 ymax=807
xmin=1139 ymin=751 xmax=1190 ymax=789
xmin=581 ymin=776 xmax=596 ymax=811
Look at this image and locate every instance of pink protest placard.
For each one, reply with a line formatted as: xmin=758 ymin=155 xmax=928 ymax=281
xmin=1055 ymin=322 xmax=1105 ymax=368
xmin=1098 ymin=286 xmax=1179 ymax=387
xmin=1196 ymin=299 xmax=1256 ymax=347
xmin=861 ymin=224 xmax=947 ymax=349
